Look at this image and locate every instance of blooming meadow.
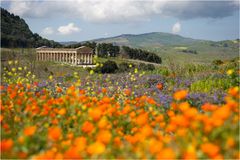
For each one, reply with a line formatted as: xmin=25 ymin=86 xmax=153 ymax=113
xmin=1 ymin=60 xmax=239 ymax=159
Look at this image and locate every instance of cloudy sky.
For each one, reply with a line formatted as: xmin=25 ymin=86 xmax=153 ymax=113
xmin=1 ymin=0 xmax=239 ymax=42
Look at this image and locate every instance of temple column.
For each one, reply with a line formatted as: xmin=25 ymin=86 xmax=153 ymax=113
xmin=69 ymin=53 xmax=71 ymax=64
xmin=71 ymin=53 xmax=73 ymax=64
xmin=86 ymin=53 xmax=88 ymax=64
xmin=59 ymin=52 xmax=61 ymax=62
xmin=72 ymin=53 xmax=74 ymax=64
xmin=66 ymin=53 xmax=68 ymax=63
xmin=64 ymin=53 xmax=67 ymax=63
xmin=75 ymin=52 xmax=78 ymax=65
xmin=88 ymin=53 xmax=90 ymax=64
xmin=67 ymin=53 xmax=69 ymax=63
xmin=64 ymin=53 xmax=66 ymax=63
xmin=80 ymin=53 xmax=83 ymax=64
xmin=69 ymin=53 xmax=71 ymax=63
xmin=75 ymin=52 xmax=77 ymax=65
xmin=90 ymin=54 xmax=92 ymax=64
xmin=83 ymin=54 xmax=85 ymax=64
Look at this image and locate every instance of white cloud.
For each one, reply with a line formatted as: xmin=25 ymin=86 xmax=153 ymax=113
xmin=42 ymin=27 xmax=54 ymax=35
xmin=8 ymin=0 xmax=239 ymax=23
xmin=172 ymin=22 xmax=181 ymax=34
xmin=57 ymin=23 xmax=81 ymax=35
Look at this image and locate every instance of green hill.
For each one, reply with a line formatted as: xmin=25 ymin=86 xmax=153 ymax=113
xmin=93 ymin=32 xmax=202 ymax=47
xmin=1 ymin=8 xmax=62 ymax=48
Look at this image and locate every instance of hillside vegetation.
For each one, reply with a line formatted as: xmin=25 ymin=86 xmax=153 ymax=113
xmin=91 ymin=32 xmax=239 ymax=64
xmin=1 ymin=8 xmax=62 ymax=48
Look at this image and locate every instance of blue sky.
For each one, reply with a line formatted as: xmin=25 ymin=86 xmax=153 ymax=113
xmin=1 ymin=0 xmax=239 ymax=42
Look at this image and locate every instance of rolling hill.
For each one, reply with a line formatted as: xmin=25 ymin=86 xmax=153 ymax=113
xmin=92 ymin=32 xmax=203 ymax=47
xmin=88 ymin=32 xmax=239 ymax=64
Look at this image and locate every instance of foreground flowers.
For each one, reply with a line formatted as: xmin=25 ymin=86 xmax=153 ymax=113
xmin=1 ymin=81 xmax=239 ymax=159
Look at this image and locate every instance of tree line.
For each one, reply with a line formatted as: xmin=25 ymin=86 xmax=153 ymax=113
xmin=122 ymin=46 xmax=162 ymax=64
xmin=66 ymin=42 xmax=161 ymax=64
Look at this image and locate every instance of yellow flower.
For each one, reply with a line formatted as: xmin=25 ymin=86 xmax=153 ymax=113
xmin=227 ymin=69 xmax=234 ymax=75
xmin=129 ymin=64 xmax=132 ymax=68
xmin=11 ymin=68 xmax=16 ymax=72
xmin=49 ymin=75 xmax=53 ymax=80
xmin=8 ymin=61 xmax=13 ymax=65
xmin=134 ymin=68 xmax=138 ymax=73
xmin=90 ymin=70 xmax=94 ymax=75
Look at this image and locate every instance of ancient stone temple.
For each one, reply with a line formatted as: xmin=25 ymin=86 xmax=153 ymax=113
xmin=36 ymin=46 xmax=94 ymax=65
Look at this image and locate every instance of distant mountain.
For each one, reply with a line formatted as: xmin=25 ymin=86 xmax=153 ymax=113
xmin=91 ymin=32 xmax=204 ymax=48
xmin=1 ymin=8 xmax=62 ymax=48
xmin=59 ymin=41 xmax=79 ymax=46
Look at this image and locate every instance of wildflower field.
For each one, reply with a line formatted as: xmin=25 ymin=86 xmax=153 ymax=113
xmin=1 ymin=58 xmax=239 ymax=159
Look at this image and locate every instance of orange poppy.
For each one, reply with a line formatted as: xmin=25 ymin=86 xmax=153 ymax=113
xmin=82 ymin=121 xmax=94 ymax=134
xmin=173 ymin=90 xmax=188 ymax=101
xmin=156 ymin=83 xmax=163 ymax=90
xmin=96 ymin=130 xmax=112 ymax=144
xmin=201 ymin=143 xmax=220 ymax=158
xmin=89 ymin=108 xmax=102 ymax=121
xmin=1 ymin=139 xmax=13 ymax=152
xmin=87 ymin=141 xmax=106 ymax=155
xmin=24 ymin=126 xmax=37 ymax=136
xmin=48 ymin=126 xmax=62 ymax=141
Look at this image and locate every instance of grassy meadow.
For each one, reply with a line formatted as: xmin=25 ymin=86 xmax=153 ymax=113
xmin=1 ymin=47 xmax=240 ymax=159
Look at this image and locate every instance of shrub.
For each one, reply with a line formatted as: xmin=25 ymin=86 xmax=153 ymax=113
xmin=138 ymin=63 xmax=155 ymax=71
xmin=146 ymin=64 xmax=155 ymax=71
xmin=118 ymin=62 xmax=132 ymax=72
xmin=100 ymin=60 xmax=118 ymax=73
xmin=212 ymin=59 xmax=223 ymax=66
